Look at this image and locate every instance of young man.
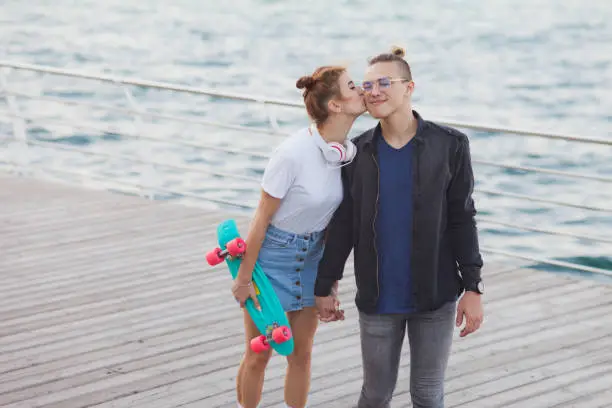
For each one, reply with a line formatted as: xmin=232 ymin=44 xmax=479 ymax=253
xmin=315 ymin=47 xmax=485 ymax=408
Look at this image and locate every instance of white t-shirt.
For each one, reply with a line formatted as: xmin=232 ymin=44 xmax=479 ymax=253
xmin=261 ymin=127 xmax=343 ymax=234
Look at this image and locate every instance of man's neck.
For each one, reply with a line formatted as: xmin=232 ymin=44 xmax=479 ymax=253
xmin=318 ymin=115 xmax=356 ymax=144
xmin=380 ymin=106 xmax=417 ymax=148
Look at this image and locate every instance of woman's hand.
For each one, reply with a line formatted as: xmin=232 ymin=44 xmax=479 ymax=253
xmin=232 ymin=279 xmax=261 ymax=310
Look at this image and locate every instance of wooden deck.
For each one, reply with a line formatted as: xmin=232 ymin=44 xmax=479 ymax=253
xmin=1 ymin=173 xmax=612 ymax=408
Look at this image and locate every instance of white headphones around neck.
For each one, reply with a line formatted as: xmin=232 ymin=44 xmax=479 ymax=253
xmin=309 ymin=124 xmax=356 ymax=166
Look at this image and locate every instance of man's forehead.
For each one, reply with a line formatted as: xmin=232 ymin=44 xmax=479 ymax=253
xmin=364 ymin=63 xmax=398 ymax=80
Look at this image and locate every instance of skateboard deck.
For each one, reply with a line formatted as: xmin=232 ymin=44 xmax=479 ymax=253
xmin=206 ymin=218 xmax=294 ymax=356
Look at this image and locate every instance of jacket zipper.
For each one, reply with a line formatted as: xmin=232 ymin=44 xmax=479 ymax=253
xmin=372 ymin=152 xmax=380 ymax=301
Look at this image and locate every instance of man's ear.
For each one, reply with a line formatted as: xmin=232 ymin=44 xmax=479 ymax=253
xmin=404 ymin=80 xmax=415 ymax=98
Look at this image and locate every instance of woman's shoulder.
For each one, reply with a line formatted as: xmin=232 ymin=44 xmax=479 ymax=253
xmin=271 ymin=127 xmax=312 ymax=159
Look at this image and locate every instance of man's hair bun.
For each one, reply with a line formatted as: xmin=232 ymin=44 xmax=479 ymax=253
xmin=390 ymin=46 xmax=405 ymax=58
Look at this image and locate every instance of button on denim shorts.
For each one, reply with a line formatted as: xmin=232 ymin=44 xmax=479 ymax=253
xmin=257 ymin=224 xmax=325 ymax=312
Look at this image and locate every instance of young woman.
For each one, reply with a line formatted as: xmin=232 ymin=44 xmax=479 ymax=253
xmin=232 ymin=65 xmax=366 ymax=408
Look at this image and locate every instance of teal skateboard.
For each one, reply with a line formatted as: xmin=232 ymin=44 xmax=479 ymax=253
xmin=206 ymin=219 xmax=294 ymax=355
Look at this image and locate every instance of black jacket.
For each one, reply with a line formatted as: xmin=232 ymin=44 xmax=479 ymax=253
xmin=314 ymin=111 xmax=484 ymax=313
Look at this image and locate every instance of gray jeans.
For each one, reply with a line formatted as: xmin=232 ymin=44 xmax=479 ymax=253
xmin=357 ymin=301 xmax=456 ymax=408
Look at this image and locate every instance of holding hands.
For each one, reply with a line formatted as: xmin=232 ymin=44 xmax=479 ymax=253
xmin=316 ymin=281 xmax=345 ymax=323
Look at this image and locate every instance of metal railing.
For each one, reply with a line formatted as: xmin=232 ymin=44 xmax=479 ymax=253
xmin=1 ymin=61 xmax=611 ymax=277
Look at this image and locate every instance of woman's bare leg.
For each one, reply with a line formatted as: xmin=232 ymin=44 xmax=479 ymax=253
xmin=236 ymin=310 xmax=272 ymax=408
xmin=284 ymin=307 xmax=319 ymax=408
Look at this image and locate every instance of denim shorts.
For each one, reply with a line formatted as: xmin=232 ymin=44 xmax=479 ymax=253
xmin=257 ymin=224 xmax=325 ymax=312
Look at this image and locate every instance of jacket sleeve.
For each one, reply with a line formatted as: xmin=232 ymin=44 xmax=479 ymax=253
xmin=314 ymin=167 xmax=354 ymax=297
xmin=447 ymin=133 xmax=484 ymax=289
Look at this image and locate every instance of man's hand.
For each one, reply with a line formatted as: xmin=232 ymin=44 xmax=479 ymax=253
xmin=456 ymin=291 xmax=483 ymax=337
xmin=316 ymin=281 xmax=344 ymax=322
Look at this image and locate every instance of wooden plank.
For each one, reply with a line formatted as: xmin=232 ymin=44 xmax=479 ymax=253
xmin=1 ymin=208 xmax=229 ymax=268
xmin=557 ymin=388 xmax=612 ymax=408
xmin=0 ymin=210 xmax=227 ymax=285
xmin=451 ymin=354 xmax=612 ymax=408
xmin=494 ymin=369 xmax=612 ymax=408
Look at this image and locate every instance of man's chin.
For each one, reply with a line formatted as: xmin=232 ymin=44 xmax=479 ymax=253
xmin=366 ymin=107 xmax=388 ymax=119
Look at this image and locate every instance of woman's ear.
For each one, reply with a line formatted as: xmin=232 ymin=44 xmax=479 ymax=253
xmin=327 ymin=98 xmax=342 ymax=114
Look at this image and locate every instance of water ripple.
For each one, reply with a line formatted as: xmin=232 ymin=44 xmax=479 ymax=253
xmin=0 ymin=0 xmax=610 ymax=274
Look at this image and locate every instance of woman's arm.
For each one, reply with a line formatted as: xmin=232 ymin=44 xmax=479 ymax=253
xmin=236 ymin=190 xmax=281 ymax=282
xmin=231 ymin=190 xmax=282 ymax=308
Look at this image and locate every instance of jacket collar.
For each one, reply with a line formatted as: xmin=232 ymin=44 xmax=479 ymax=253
xmin=363 ymin=109 xmax=427 ymax=151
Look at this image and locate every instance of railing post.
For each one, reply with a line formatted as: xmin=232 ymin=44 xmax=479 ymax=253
xmin=0 ymin=67 xmax=29 ymax=175
xmin=122 ymin=85 xmax=158 ymax=200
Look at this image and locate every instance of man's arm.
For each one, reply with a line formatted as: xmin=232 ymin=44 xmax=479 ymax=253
xmin=315 ymin=168 xmax=354 ymax=297
xmin=447 ymin=134 xmax=483 ymax=289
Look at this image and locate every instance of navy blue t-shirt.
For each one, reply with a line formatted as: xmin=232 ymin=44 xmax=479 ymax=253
xmin=375 ymin=135 xmax=415 ymax=314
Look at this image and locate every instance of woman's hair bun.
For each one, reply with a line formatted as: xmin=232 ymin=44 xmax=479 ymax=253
xmin=296 ymin=75 xmax=316 ymax=90
xmin=390 ymin=46 xmax=405 ymax=58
